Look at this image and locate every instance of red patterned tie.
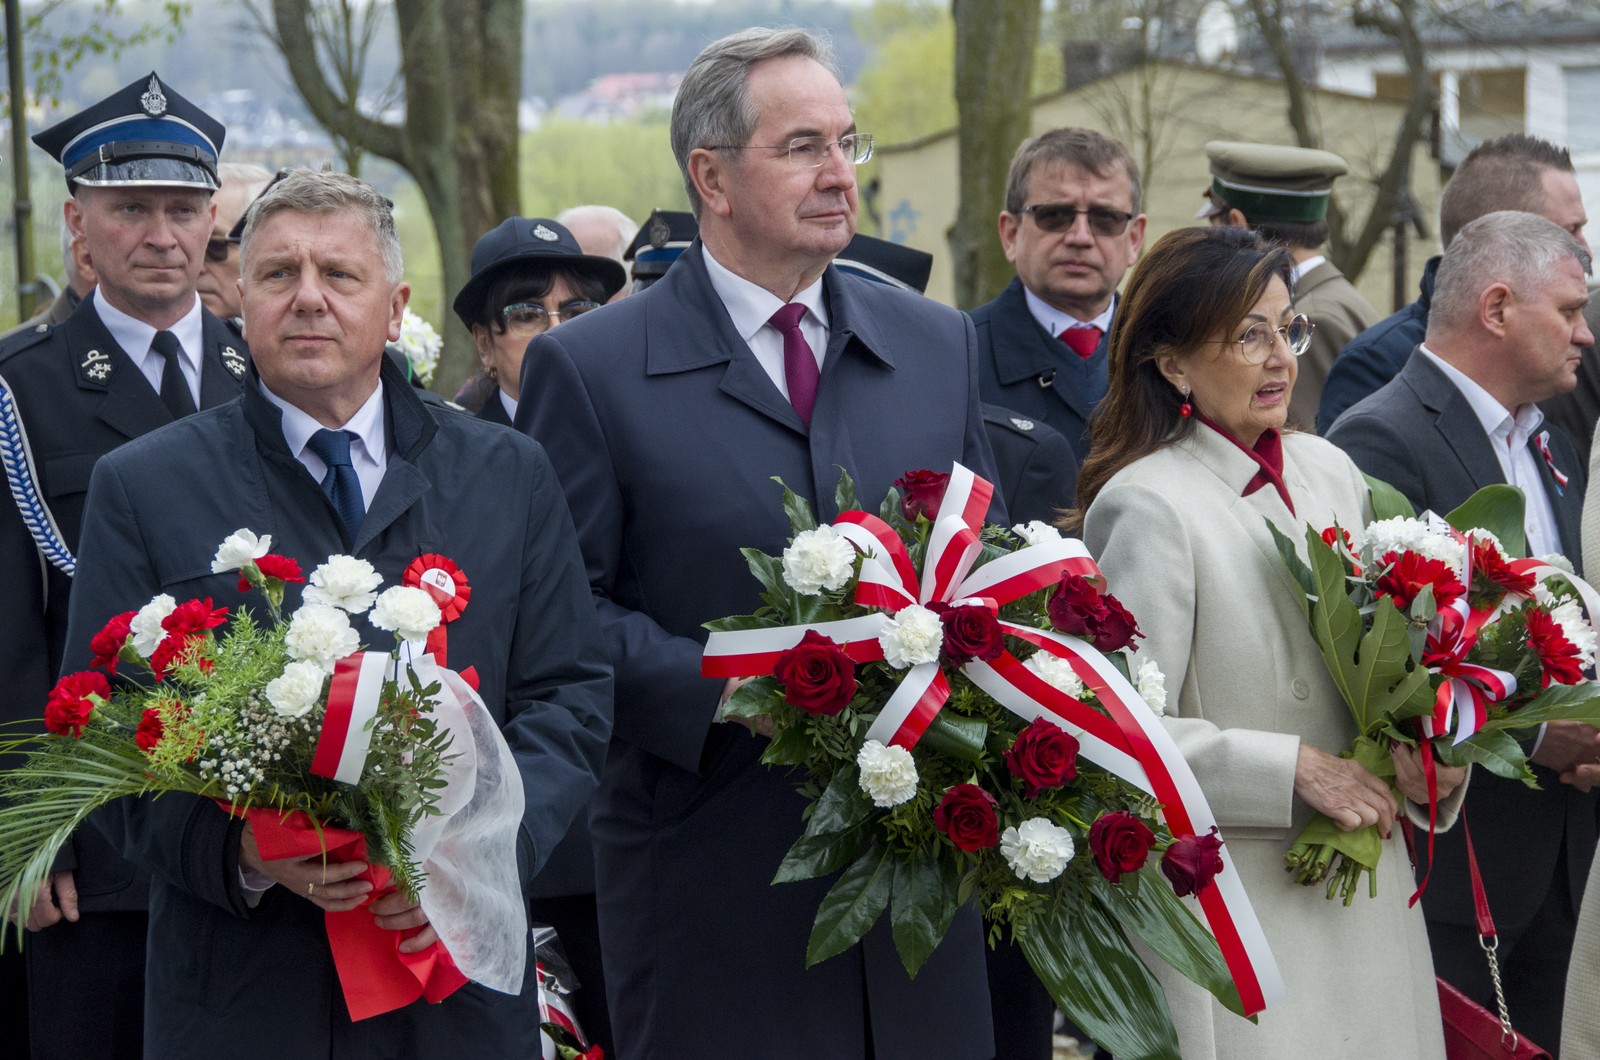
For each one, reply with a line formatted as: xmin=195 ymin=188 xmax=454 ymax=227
xmin=769 ymin=303 xmax=818 ymax=424
xmin=1060 ymin=326 xmax=1102 ymax=359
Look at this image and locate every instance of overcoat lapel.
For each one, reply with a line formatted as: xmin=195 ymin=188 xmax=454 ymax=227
xmin=60 ymin=304 xmax=172 ymax=442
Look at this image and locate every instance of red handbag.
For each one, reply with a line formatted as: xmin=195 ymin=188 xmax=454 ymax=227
xmin=1436 ymin=816 xmax=1552 ymax=1060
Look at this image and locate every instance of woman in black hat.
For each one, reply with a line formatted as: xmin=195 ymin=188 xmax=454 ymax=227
xmin=453 ymin=217 xmax=627 ymax=425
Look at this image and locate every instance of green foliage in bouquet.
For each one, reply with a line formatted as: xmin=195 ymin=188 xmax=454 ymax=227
xmin=707 ymin=472 xmax=1252 ymax=1060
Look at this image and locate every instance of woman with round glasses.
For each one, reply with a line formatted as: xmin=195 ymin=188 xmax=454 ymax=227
xmin=452 ymin=217 xmax=626 ymax=425
xmin=1071 ymin=226 xmax=1466 ymax=1058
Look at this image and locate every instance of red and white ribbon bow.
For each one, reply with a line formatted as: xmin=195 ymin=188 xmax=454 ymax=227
xmin=701 ymin=462 xmax=1285 ymax=1016
xmin=1537 ymin=431 xmax=1569 ymax=493
xmin=1420 ymin=597 xmax=1516 ymax=745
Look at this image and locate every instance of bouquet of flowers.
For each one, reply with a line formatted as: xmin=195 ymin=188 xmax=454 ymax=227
xmin=0 ymin=530 xmax=528 ymax=1019
xmin=394 ymin=307 xmax=443 ymax=387
xmin=701 ymin=464 xmax=1284 ymax=1060
xmin=1270 ymin=483 xmax=1600 ymax=903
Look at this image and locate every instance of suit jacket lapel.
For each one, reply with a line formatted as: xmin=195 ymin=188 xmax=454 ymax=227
xmin=198 ymin=311 xmax=248 ymax=409
xmin=1404 ymin=353 xmax=1502 ymax=494
xmin=61 ymin=301 xmax=171 ymax=441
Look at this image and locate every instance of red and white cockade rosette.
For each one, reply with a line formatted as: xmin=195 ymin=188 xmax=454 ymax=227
xmin=702 ymin=463 xmax=1285 ymax=1018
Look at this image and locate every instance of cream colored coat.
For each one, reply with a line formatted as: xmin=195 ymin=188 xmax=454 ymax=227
xmin=1084 ymin=426 xmax=1459 ymax=1060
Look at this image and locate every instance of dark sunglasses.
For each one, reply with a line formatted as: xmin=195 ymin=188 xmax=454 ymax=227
xmin=1018 ymin=203 xmax=1136 ymax=237
xmin=205 ymin=238 xmax=232 ymax=264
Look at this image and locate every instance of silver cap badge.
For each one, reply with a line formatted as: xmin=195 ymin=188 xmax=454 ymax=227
xmin=531 ymin=223 xmax=559 ymax=242
xmin=140 ymin=75 xmax=168 ymax=117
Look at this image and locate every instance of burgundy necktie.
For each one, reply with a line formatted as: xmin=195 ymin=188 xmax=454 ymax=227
xmin=769 ymin=303 xmax=818 ymax=424
xmin=1060 ymin=326 xmax=1103 ymax=359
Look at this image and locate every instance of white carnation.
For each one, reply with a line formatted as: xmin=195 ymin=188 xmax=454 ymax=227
xmin=369 ymin=586 xmax=443 ymax=643
xmin=1464 ymin=527 xmax=1503 ymax=552
xmin=302 ymin=555 xmax=384 ymax=614
xmin=394 ymin=308 xmax=443 ymax=387
xmin=265 ymin=661 xmax=327 ymax=718
xmin=1024 ymin=651 xmax=1085 ymax=699
xmin=1551 ymin=598 xmax=1600 ymax=668
xmin=1363 ymin=516 xmax=1463 ymax=568
xmin=1011 ymin=520 xmax=1063 ymax=547
xmin=130 ymin=594 xmax=177 ymax=656
xmin=211 ymin=528 xmax=271 ymax=574
xmin=781 ymin=525 xmax=856 ymax=595
xmin=284 ymin=604 xmax=360 ymax=672
xmin=856 ymin=740 xmax=919 ymax=808
xmin=1001 ymin=818 xmax=1077 ymax=883
xmin=1534 ymin=582 xmax=1561 ymax=608
xmin=1540 ymin=553 xmax=1576 ymax=575
xmin=1135 ymin=656 xmax=1167 ymax=715
xmin=878 ymin=604 xmax=943 ymax=668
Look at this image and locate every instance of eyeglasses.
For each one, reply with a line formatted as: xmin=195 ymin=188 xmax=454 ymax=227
xmin=1017 ymin=204 xmax=1137 ymax=237
xmin=707 ymin=134 xmax=875 ymax=168
xmin=1223 ymin=314 xmax=1315 ymax=364
xmin=205 ymin=238 xmax=232 ymax=264
xmin=501 ymin=300 xmax=602 ymax=334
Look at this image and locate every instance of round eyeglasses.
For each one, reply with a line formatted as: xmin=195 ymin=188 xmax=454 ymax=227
xmin=502 ymin=300 xmax=602 ymax=334
xmin=1224 ymin=314 xmax=1314 ymax=364
xmin=706 ymin=134 xmax=875 ymax=168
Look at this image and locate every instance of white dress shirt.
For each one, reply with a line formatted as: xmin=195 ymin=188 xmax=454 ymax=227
xmin=1290 ymin=255 xmax=1326 ymax=287
xmin=498 ymin=388 xmax=518 ymax=424
xmin=1022 ymin=286 xmax=1115 ymax=341
xmin=702 ymin=245 xmax=829 ymax=401
xmin=259 ymin=380 xmax=389 ymax=510
xmin=1419 ymin=345 xmax=1564 ymax=558
xmin=95 ymin=289 xmax=205 ymax=408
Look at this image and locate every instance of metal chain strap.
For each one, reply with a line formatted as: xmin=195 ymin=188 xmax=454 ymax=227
xmin=1479 ymin=933 xmax=1520 ymax=1050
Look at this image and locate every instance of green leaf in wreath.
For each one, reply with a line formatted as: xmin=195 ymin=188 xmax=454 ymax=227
xmin=1019 ymin=896 xmax=1182 ymax=1060
xmin=762 ymin=723 xmax=815 ymax=766
xmin=1265 ymin=522 xmax=1318 ymax=613
xmin=771 ymin=476 xmax=819 ymax=535
xmin=833 ymin=466 xmax=860 ymax=519
xmin=1449 ymin=727 xmax=1536 ymax=785
xmin=1364 ymin=473 xmax=1417 ymax=522
xmin=721 ymin=677 xmax=781 ymax=721
xmin=1090 ymin=868 xmax=1246 ymax=1017
xmin=888 ymin=852 xmax=961 ymax=976
xmin=703 ymin=612 xmax=779 ymax=634
xmin=919 ymin=713 xmax=989 ymax=763
xmin=805 ymin=843 xmax=893 ymax=966
xmin=1478 ymin=682 xmax=1600 ymax=733
xmin=740 ymin=548 xmax=788 ymax=600
xmin=1447 ymin=485 xmax=1527 ymax=558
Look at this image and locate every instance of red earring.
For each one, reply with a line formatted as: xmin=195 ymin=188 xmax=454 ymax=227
xmin=1178 ymin=389 xmax=1192 ymax=418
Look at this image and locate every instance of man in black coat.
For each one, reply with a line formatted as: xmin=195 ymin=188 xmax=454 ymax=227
xmin=61 ymin=168 xmax=612 ymax=1059
xmin=973 ymin=127 xmax=1147 ymax=462
xmin=0 ymin=73 xmax=246 ymax=1060
xmin=1326 ymin=210 xmax=1596 ymax=1052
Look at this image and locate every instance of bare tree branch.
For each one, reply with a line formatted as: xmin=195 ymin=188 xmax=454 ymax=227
xmin=270 ymin=0 xmax=407 ymax=166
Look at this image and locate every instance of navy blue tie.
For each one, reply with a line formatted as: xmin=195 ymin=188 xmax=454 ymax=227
xmin=306 ymin=428 xmax=365 ymax=538
xmin=150 ymin=330 xmax=197 ymax=419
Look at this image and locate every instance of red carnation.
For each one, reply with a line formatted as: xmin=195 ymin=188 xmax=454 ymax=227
xmin=1471 ymin=539 xmax=1536 ymax=599
xmin=1161 ymin=827 xmax=1225 ymax=897
xmin=240 ymin=553 xmax=306 ymax=592
xmin=894 ymin=470 xmax=950 ymax=522
xmin=1374 ymin=551 xmax=1465 ymax=612
xmin=1320 ymin=526 xmax=1362 ymax=574
xmin=772 ymin=630 xmax=858 ymax=716
xmin=161 ymin=598 xmax=228 ymax=638
xmin=1004 ymin=717 xmax=1080 ymax=797
xmin=1046 ymin=573 xmax=1143 ymax=653
xmin=1088 ymin=811 xmax=1157 ymax=884
xmin=938 ymin=603 xmax=1005 ymax=664
xmin=89 ymin=611 xmax=137 ymax=674
xmin=932 ymin=784 xmax=1000 ymax=851
xmin=1526 ymin=608 xmax=1586 ymax=687
xmin=134 ymin=707 xmax=165 ymax=754
xmin=44 ymin=671 xmax=110 ymax=737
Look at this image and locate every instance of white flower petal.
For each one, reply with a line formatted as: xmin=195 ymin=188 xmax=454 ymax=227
xmin=1001 ymin=818 xmax=1076 ymax=883
xmin=303 ymin=555 xmax=384 ymax=614
xmin=369 ymin=586 xmax=443 ymax=643
xmin=878 ymin=604 xmax=943 ymax=669
xmin=781 ymin=525 xmax=857 ymax=595
xmin=211 ymin=529 xmax=272 ymax=574
xmin=130 ymin=594 xmax=178 ymax=657
xmin=856 ymin=740 xmax=919 ymax=808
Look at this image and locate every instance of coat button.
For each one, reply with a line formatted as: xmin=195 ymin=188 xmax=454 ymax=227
xmin=1291 ymin=678 xmax=1311 ymax=700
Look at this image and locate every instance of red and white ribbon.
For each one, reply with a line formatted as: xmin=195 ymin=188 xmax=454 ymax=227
xmin=701 ymin=462 xmax=1286 ymax=1016
xmin=1537 ymin=431 xmax=1570 ymax=492
xmin=1420 ymin=598 xmax=1516 ymax=745
xmin=312 ymin=651 xmax=389 ymax=784
xmin=404 ymin=554 xmax=470 ymax=666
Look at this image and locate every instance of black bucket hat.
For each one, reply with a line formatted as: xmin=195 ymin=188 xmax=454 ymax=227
xmin=452 ymin=217 xmax=627 ymax=327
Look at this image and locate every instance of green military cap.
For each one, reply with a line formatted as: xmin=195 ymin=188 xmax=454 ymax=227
xmin=1199 ymin=140 xmax=1349 ymax=224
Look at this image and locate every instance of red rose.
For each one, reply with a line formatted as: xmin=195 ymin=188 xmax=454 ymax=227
xmin=894 ymin=470 xmax=951 ymax=522
xmin=89 ymin=611 xmax=137 ymax=674
xmin=1471 ymin=539 xmax=1535 ymax=599
xmin=932 ymin=783 xmax=999 ymax=851
xmin=134 ymin=707 xmax=165 ymax=754
xmin=1161 ymin=827 xmax=1225 ymax=897
xmin=938 ymin=603 xmax=1005 ymax=664
xmin=162 ymin=598 xmax=228 ymax=638
xmin=1088 ymin=811 xmax=1156 ymax=883
xmin=1046 ymin=574 xmax=1143 ymax=653
xmin=1374 ymin=551 xmax=1465 ymax=612
xmin=772 ymin=630 xmax=858 ymax=716
xmin=44 ymin=671 xmax=110 ymax=737
xmin=1526 ymin=608 xmax=1585 ymax=687
xmin=1004 ymin=716 xmax=1080 ymax=797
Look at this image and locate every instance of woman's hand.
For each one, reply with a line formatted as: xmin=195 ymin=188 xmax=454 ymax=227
xmin=1293 ymin=743 xmax=1398 ymax=836
xmin=1391 ymin=743 xmax=1468 ymax=804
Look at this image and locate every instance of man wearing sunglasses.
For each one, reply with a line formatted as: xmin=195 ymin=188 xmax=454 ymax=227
xmin=974 ymin=127 xmax=1147 ymax=464
xmin=197 ymin=161 xmax=273 ymax=323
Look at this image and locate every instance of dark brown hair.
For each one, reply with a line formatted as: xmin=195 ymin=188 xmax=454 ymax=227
xmin=466 ymin=267 xmax=610 ymax=333
xmin=1066 ymin=226 xmax=1293 ymax=529
xmin=1004 ymin=127 xmax=1142 ymax=215
xmin=1440 ymin=133 xmax=1574 ymax=247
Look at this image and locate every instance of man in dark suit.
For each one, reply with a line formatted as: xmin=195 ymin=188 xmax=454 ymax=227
xmin=973 ymin=127 xmax=1146 ymax=461
xmin=0 ymin=73 xmax=247 ymax=1060
xmin=518 ymin=27 xmax=999 ymax=1060
xmin=60 ymin=168 xmax=612 ymax=1059
xmin=1327 ymin=210 xmax=1596 ymax=1052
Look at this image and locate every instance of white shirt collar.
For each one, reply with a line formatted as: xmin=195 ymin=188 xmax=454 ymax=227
xmin=701 ymin=244 xmax=830 ymax=341
xmin=498 ymin=388 xmax=518 ymax=423
xmin=94 ymin=288 xmax=204 ymax=373
xmin=258 ymin=377 xmax=388 ymax=473
xmin=1419 ymin=344 xmax=1545 ymax=442
xmin=1291 ymin=255 xmax=1326 ymax=285
xmin=1022 ymin=286 xmax=1115 ymax=339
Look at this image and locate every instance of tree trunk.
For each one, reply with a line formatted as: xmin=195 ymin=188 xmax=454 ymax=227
xmin=273 ymin=0 xmax=524 ymax=394
xmin=951 ymin=0 xmax=1043 ymax=310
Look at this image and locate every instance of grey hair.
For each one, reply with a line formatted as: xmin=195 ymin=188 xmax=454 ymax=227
xmin=218 ymin=161 xmax=274 ymax=206
xmin=1430 ymin=210 xmax=1592 ymax=330
xmin=555 ymin=204 xmax=638 ymax=263
xmin=669 ymin=27 xmax=841 ymax=217
xmin=239 ymin=168 xmax=403 ymax=284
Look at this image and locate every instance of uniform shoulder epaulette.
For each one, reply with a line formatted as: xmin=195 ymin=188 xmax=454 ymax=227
xmin=0 ymin=321 xmax=56 ymax=366
xmin=983 ymin=405 xmax=1039 ymax=436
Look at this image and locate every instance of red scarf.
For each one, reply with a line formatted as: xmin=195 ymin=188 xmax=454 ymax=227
xmin=1195 ymin=413 xmax=1295 ymax=515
